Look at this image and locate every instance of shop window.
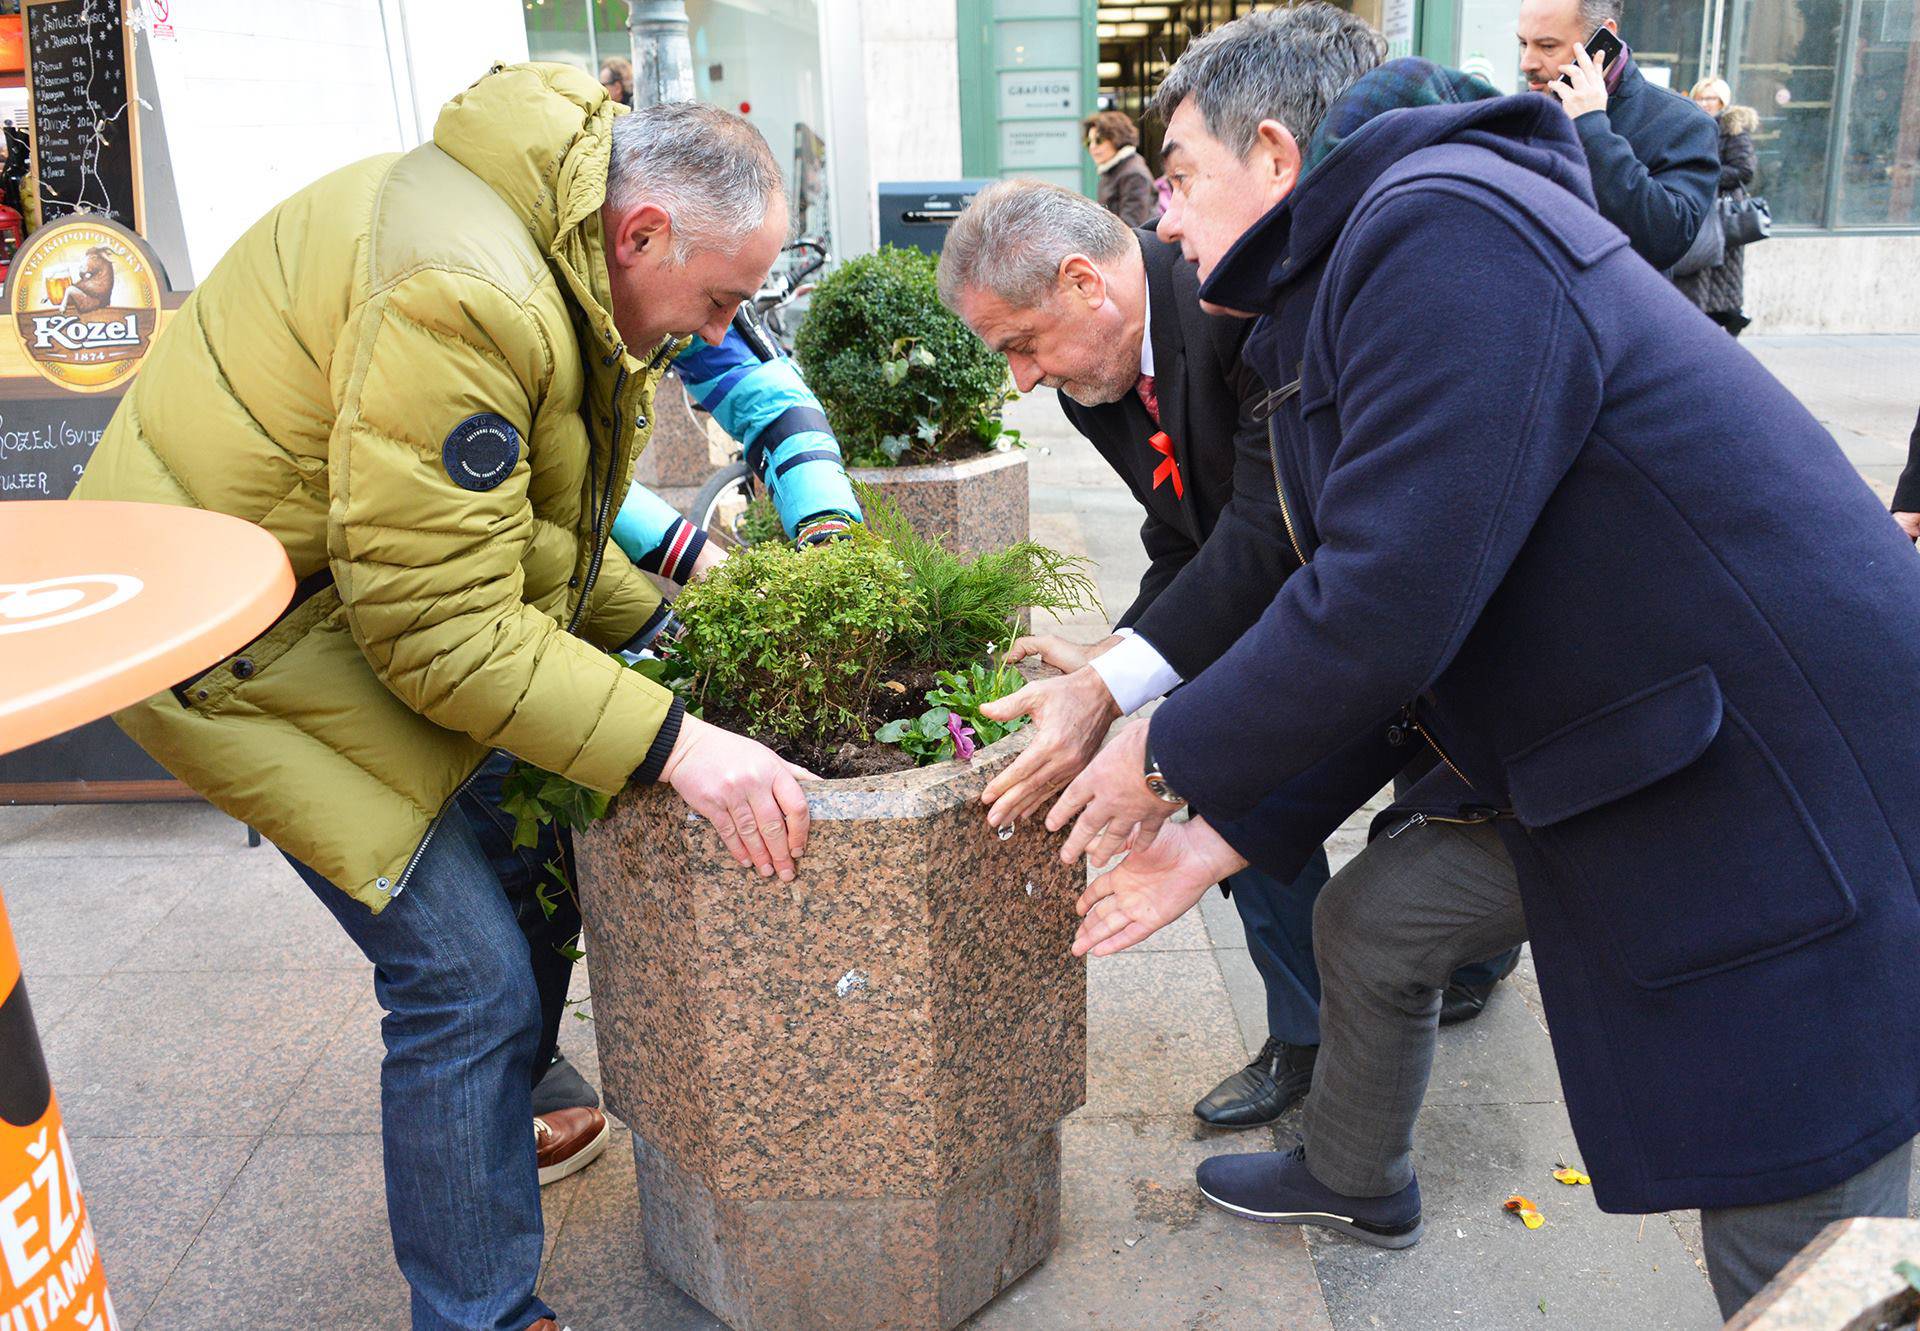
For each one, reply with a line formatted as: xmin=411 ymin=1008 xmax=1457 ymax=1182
xmin=1836 ymin=0 xmax=1920 ymax=222
xmin=1733 ymin=0 xmax=1847 ymax=225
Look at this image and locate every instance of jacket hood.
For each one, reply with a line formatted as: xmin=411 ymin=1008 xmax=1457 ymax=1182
xmin=1199 ymin=66 xmax=1594 ymax=315
xmin=1720 ymin=105 xmax=1759 ymax=136
xmin=434 ymin=62 xmax=631 ymax=360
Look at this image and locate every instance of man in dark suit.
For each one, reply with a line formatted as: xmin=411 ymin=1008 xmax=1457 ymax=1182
xmin=935 ymin=180 xmax=1512 ymax=1130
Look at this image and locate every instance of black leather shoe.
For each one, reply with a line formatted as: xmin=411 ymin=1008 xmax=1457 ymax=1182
xmin=1438 ymin=951 xmax=1522 ymax=1026
xmin=1193 ymin=1037 xmax=1317 ymax=1128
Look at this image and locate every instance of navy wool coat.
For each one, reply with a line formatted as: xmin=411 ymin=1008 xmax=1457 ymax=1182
xmin=1153 ymin=93 xmax=1920 ymax=1214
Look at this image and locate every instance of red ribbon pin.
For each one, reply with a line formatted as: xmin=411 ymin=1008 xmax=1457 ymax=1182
xmin=1149 ymin=430 xmax=1184 ymax=499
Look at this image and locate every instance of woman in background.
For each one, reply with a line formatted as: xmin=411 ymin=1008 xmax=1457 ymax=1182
xmin=1673 ymin=77 xmax=1759 ymax=336
xmin=1082 ymin=110 xmax=1158 ymax=228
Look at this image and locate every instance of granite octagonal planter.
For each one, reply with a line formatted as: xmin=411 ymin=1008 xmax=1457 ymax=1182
xmin=851 ymin=449 xmax=1029 ymax=561
xmin=575 ymin=727 xmax=1086 ymax=1331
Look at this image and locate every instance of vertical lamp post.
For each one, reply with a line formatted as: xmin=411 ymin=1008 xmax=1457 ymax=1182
xmin=628 ymin=0 xmax=696 ymax=106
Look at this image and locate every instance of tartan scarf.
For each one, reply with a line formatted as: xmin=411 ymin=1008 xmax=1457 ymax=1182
xmin=1303 ymin=58 xmax=1501 ymax=175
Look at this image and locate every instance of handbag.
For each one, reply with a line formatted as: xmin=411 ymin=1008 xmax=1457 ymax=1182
xmin=1669 ymin=201 xmax=1725 ymax=277
xmin=1720 ymin=192 xmax=1771 ymax=247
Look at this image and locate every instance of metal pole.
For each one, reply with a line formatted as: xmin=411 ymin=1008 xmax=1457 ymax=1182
xmin=628 ymin=0 xmax=696 ymax=107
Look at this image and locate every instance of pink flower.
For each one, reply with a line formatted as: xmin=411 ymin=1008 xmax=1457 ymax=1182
xmin=946 ymin=712 xmax=977 ymax=762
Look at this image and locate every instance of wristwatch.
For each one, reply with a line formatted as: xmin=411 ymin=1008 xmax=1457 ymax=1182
xmin=1142 ymin=733 xmax=1186 ymax=805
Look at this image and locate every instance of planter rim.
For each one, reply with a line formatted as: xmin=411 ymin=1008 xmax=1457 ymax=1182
xmin=847 ymin=447 xmax=1027 ymax=484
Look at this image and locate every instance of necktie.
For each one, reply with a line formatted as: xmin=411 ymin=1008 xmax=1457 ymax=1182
xmin=1135 ymin=373 xmax=1160 ymax=425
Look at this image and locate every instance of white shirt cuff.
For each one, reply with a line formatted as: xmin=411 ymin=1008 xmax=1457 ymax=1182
xmin=1090 ymin=632 xmax=1183 ymax=716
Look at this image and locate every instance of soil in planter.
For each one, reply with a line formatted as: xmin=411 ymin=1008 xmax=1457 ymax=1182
xmin=700 ymin=665 xmax=945 ymax=780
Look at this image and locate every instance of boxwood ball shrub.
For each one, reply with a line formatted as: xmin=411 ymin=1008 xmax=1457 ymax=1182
xmin=669 ymin=531 xmax=925 ymax=744
xmin=794 ymin=245 xmax=1011 ymax=466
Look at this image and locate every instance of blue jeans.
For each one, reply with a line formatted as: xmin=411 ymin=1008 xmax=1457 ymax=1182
xmin=286 ymin=755 xmax=576 ymax=1331
xmin=1228 ymin=849 xmax=1522 ymax=1048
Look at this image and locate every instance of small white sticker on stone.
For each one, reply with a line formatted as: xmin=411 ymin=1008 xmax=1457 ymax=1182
xmin=835 ymin=969 xmax=868 ymax=999
xmin=995 ymin=822 xmax=1016 ymax=841
xmin=1024 ymin=881 xmax=1036 ymax=897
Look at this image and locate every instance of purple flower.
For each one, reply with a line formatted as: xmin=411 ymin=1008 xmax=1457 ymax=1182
xmin=946 ymin=712 xmax=977 ymax=762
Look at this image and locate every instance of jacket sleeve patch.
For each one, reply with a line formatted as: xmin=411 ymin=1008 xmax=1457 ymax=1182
xmin=441 ymin=413 xmax=522 ymax=491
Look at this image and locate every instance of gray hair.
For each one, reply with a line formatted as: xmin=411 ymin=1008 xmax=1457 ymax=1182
xmin=937 ymin=179 xmax=1134 ymax=310
xmin=1150 ymin=4 xmax=1386 ymax=157
xmin=605 ymin=101 xmax=785 ymax=259
xmin=1578 ymin=0 xmax=1624 ymax=31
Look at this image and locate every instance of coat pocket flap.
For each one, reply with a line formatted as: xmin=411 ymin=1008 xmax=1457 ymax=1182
xmin=1504 ymin=666 xmax=1723 ymax=828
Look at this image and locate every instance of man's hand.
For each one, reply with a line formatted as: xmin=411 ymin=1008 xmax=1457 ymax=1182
xmin=1004 ymin=632 xmax=1123 ymax=675
xmin=978 ymin=666 xmax=1122 ymax=829
xmin=1073 ymin=817 xmax=1249 ymax=957
xmin=1045 ymin=719 xmax=1181 ymax=868
xmin=1551 ymin=43 xmax=1609 ymax=119
xmin=1895 ymin=511 xmax=1920 ymax=542
xmin=686 ymin=538 xmax=729 ymax=582
xmin=658 ymin=714 xmax=816 ymax=880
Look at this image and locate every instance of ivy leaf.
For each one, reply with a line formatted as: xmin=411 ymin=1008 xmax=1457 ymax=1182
xmin=881 ymin=358 xmax=908 ymax=387
xmin=880 ymin=434 xmax=912 ymax=461
xmin=1895 ymin=1259 xmax=1920 ymax=1294
xmin=909 ymin=345 xmax=937 ymax=368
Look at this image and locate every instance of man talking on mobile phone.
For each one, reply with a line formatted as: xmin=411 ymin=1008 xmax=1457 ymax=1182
xmin=1517 ymin=0 xmax=1719 ymax=268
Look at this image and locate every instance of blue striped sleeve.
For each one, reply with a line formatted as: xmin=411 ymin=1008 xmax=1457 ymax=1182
xmin=610 ymin=478 xmax=708 ymax=584
xmin=673 ymin=326 xmax=863 ymax=537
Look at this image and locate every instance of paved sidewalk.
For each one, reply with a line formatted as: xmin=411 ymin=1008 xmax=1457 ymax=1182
xmin=2 ymin=335 xmax=1915 ymax=1330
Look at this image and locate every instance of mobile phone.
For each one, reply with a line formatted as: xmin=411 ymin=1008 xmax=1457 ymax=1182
xmin=1584 ymin=26 xmax=1624 ymax=68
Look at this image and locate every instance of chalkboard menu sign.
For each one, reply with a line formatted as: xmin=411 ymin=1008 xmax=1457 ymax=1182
xmin=24 ymin=0 xmax=142 ymax=232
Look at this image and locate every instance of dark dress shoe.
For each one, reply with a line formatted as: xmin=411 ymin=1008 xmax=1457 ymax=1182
xmin=1194 ymin=1037 xmax=1317 ymax=1128
xmin=1438 ymin=950 xmax=1522 ymax=1026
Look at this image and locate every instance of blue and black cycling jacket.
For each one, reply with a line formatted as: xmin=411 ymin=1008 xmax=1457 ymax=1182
xmin=610 ymin=318 xmax=862 ymax=582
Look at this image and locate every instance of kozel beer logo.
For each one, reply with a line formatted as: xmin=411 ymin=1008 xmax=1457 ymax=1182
xmin=10 ymin=220 xmax=160 ymax=393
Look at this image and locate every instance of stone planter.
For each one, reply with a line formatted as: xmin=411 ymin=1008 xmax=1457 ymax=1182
xmin=575 ymin=726 xmax=1086 ymax=1331
xmin=1724 ymin=1217 xmax=1920 ymax=1330
xmin=851 ymin=449 xmax=1029 ymax=560
xmin=634 ymin=375 xmax=731 ymax=500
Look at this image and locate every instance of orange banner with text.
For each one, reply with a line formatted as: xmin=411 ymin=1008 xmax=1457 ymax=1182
xmin=0 ymin=888 xmax=118 ymax=1331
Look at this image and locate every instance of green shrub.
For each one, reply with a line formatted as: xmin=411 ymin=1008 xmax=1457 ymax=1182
xmin=670 ymin=531 xmax=923 ymax=742
xmin=794 ymin=246 xmax=1011 ymax=466
xmin=861 ymin=485 xmax=1099 ymax=662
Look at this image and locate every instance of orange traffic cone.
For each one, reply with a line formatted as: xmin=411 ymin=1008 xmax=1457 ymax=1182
xmin=0 ymin=887 xmax=117 ymax=1331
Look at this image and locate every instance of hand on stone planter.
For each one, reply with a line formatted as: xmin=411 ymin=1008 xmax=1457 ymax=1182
xmin=1073 ymin=817 xmax=1249 ymax=957
xmin=979 ymin=664 xmax=1121 ymax=828
xmin=1046 ymin=719 xmax=1180 ymax=868
xmin=1002 ymin=632 xmax=1122 ymax=675
xmin=659 ymin=714 xmax=817 ymax=881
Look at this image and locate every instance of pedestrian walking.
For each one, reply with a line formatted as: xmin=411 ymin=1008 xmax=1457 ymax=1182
xmin=1084 ymin=110 xmax=1160 ymax=227
xmin=1672 ymin=77 xmax=1759 ymax=335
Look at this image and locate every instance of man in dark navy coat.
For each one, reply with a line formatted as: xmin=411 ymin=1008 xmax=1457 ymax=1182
xmin=1049 ymin=7 xmax=1920 ymax=1317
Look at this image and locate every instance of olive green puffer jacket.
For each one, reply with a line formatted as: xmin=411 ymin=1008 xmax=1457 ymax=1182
xmin=73 ymin=64 xmax=683 ymax=911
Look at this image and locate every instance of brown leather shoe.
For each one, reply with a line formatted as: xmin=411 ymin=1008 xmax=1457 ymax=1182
xmin=535 ymin=1106 xmax=609 ymax=1186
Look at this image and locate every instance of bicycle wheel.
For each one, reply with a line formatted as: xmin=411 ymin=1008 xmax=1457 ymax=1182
xmin=691 ymin=460 xmax=759 ymax=550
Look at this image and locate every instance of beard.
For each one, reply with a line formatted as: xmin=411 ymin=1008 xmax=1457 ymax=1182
xmin=1053 ymin=368 xmax=1136 ymax=407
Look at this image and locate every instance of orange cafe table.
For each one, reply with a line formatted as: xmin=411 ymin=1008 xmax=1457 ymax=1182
xmin=0 ymin=500 xmax=292 ymax=1331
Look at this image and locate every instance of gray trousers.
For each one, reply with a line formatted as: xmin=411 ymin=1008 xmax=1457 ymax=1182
xmin=1298 ymin=816 xmax=1914 ymax=1315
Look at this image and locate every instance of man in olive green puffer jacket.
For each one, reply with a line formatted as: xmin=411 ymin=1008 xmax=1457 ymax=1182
xmin=74 ymin=67 xmax=813 ymax=1331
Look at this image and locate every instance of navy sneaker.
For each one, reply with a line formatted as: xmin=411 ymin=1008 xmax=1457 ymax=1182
xmin=1196 ymin=1144 xmax=1424 ymax=1249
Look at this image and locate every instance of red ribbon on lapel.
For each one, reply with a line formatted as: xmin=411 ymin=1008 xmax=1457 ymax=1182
xmin=1148 ymin=430 xmax=1184 ymax=500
